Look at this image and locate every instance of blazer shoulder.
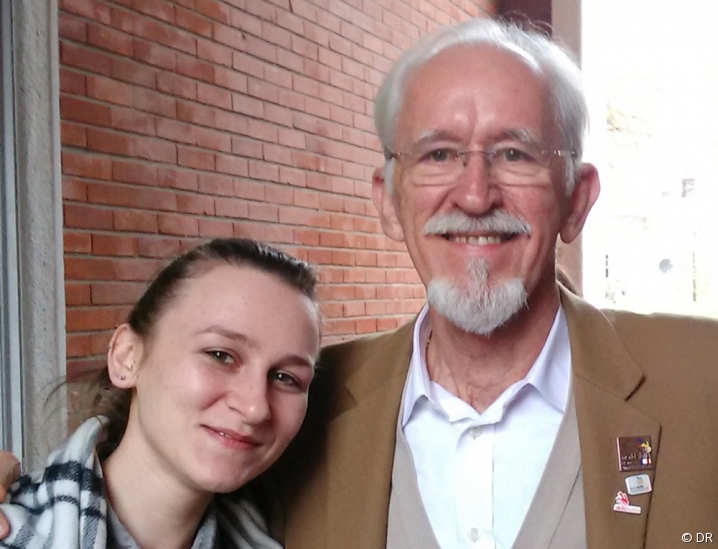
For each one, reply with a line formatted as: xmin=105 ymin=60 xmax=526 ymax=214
xmin=601 ymin=307 xmax=718 ymax=380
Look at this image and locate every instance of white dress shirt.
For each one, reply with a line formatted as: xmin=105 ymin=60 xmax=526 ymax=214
xmin=401 ymin=305 xmax=571 ymax=549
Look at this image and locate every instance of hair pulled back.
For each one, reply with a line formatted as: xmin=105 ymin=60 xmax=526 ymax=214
xmin=92 ymin=238 xmax=318 ymax=459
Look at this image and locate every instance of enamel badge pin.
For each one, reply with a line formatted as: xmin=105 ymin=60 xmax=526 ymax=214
xmin=616 ymin=436 xmax=654 ymax=472
xmin=613 ymin=491 xmax=641 ymax=514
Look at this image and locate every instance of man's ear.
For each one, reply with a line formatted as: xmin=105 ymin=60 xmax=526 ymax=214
xmin=372 ymin=166 xmax=405 ymax=242
xmin=107 ymin=324 xmax=143 ymax=389
xmin=560 ymin=163 xmax=600 ymax=244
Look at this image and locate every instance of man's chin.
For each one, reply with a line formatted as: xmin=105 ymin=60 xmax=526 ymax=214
xmin=426 ymin=278 xmax=528 ymax=336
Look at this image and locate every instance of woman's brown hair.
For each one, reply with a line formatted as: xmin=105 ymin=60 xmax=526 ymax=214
xmin=91 ymin=237 xmax=318 ymax=459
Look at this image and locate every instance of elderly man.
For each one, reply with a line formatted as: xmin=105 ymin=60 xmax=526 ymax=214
xmin=272 ymin=17 xmax=718 ymax=549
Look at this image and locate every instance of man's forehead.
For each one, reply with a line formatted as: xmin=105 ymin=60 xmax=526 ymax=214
xmin=396 ymin=46 xmax=552 ymax=147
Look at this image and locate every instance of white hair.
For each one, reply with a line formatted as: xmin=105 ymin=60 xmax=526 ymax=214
xmin=375 ymin=18 xmax=587 ymax=193
xmin=427 ymin=258 xmax=528 ymax=335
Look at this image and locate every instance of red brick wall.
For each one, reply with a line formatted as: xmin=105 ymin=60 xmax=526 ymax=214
xmin=59 ymin=0 xmax=495 ymax=376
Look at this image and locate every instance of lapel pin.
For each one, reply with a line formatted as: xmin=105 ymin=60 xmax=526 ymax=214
xmin=625 ymin=473 xmax=652 ymax=495
xmin=616 ymin=436 xmax=654 ymax=472
xmin=613 ymin=491 xmax=641 ymax=514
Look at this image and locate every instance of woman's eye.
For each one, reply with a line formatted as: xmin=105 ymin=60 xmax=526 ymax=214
xmin=422 ymin=148 xmax=457 ymax=163
xmin=270 ymin=371 xmax=300 ymax=389
xmin=207 ymin=350 xmax=234 ymax=364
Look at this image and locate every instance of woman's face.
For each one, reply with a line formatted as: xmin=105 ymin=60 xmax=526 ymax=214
xmin=120 ymin=264 xmax=320 ymax=495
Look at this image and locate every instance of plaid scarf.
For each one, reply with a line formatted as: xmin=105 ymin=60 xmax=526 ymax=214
xmin=1 ymin=418 xmax=282 ymax=549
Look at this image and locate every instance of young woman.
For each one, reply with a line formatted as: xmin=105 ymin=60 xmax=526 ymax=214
xmin=0 ymin=238 xmax=321 ymax=549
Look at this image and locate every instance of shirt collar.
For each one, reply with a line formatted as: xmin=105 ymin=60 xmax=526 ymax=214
xmin=401 ymin=304 xmax=571 ymax=427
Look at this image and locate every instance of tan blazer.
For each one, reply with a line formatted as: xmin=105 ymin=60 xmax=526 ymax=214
xmin=267 ymin=289 xmax=718 ymax=548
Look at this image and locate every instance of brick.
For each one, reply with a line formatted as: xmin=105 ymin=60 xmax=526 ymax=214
xmin=199 ymin=218 xmax=234 ymax=237
xmin=114 ymin=210 xmax=159 ymax=233
xmin=133 ymin=137 xmax=177 ymax=163
xmin=113 ymin=258 xmax=163 ymax=281
xmin=133 ymin=88 xmax=177 ymax=118
xmin=62 ymin=178 xmax=88 ymax=201
xmin=62 ymin=122 xmax=87 ymax=148
xmin=61 ymin=0 xmax=111 ymax=24
xmin=215 ymin=154 xmax=248 ymax=177
xmin=176 ymin=53 xmax=214 ymax=83
xmin=88 ymin=182 xmax=177 ymax=211
xmin=156 ymin=118 xmax=196 ymax=145
xmin=177 ymin=101 xmax=215 ymax=127
xmin=199 ymin=173 xmax=234 ymax=196
xmin=132 ymin=0 xmax=175 ymax=23
xmin=157 ymin=72 xmax=197 ymax=100
xmin=177 ymin=193 xmax=215 ymax=215
xmin=215 ymin=197 xmax=249 ymax=219
xmin=197 ymin=39 xmax=232 ymax=66
xmin=92 ymin=234 xmax=139 ymax=256
xmin=60 ymin=69 xmax=86 ymax=95
xmin=248 ymin=202 xmax=278 ymax=222
xmin=111 ymin=107 xmax=155 ymax=136
xmin=248 ymin=160 xmax=279 ymax=182
xmin=178 ymin=146 xmax=215 ymax=170
xmin=63 ymin=151 xmax=112 ymax=180
xmin=135 ymin=18 xmax=196 ymax=55
xmin=65 ymin=283 xmax=92 ymax=306
xmin=214 ymin=23 xmax=248 ymax=50
xmin=138 ymin=236 xmax=182 ymax=258
xmin=196 ymin=0 xmax=231 ymax=23
xmin=133 ymin=39 xmax=176 ymax=71
xmin=91 ymin=282 xmax=144 ymax=305
xmin=265 ymin=184 xmax=293 ymax=205
xmin=158 ymin=214 xmax=199 ymax=236
xmin=233 ymin=52 xmax=265 ymax=78
xmin=214 ymin=67 xmax=248 ymax=93
xmin=87 ymin=23 xmax=133 ymax=56
xmin=195 ymin=128 xmax=231 ymax=153
xmin=111 ymin=58 xmax=157 ymax=88
xmin=59 ymin=12 xmax=87 ymax=42
xmin=65 ymin=231 xmax=92 ymax=253
xmin=86 ymin=128 xmax=133 ymax=156
xmin=233 ymin=179 xmax=265 ymax=200
xmin=232 ymin=94 xmax=264 ymax=117
xmin=66 ymin=334 xmax=91 ymax=357
xmin=64 ymin=257 xmax=116 ymax=281
xmin=197 ymin=83 xmax=232 ymax=110
xmin=66 ymin=306 xmax=126 ymax=331
xmin=61 ymin=96 xmax=111 ymax=126
xmin=176 ymin=8 xmax=213 ymax=38
xmin=112 ymin=160 xmax=158 ymax=185
xmin=158 ymin=167 xmax=198 ymax=191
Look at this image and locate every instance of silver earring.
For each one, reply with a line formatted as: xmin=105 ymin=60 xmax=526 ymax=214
xmin=120 ymin=375 xmax=126 ymax=381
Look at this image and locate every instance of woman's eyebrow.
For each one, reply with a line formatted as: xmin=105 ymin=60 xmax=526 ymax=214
xmin=196 ymin=326 xmax=259 ymax=349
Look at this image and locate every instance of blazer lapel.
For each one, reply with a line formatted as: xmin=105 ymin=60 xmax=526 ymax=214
xmin=324 ymin=322 xmax=415 ymax=549
xmin=562 ymin=290 xmax=660 ymax=549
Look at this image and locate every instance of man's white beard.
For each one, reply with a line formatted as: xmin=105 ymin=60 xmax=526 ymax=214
xmin=426 ymin=258 xmax=527 ymax=336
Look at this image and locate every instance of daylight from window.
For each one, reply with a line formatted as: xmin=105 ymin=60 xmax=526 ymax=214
xmin=582 ymin=0 xmax=718 ymax=317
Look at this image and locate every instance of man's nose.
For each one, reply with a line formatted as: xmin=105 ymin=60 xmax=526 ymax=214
xmin=448 ymin=153 xmax=502 ymax=214
xmin=228 ymin=374 xmax=272 ymax=425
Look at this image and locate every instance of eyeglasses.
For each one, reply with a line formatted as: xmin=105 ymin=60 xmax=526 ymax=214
xmin=387 ymin=144 xmax=577 ymax=187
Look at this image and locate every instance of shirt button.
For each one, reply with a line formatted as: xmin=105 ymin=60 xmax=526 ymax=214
xmin=468 ymin=528 xmax=481 ymax=542
xmin=469 ymin=426 xmax=483 ymax=438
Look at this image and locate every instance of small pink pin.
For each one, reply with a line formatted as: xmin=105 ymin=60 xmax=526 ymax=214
xmin=613 ymin=491 xmax=641 ymax=515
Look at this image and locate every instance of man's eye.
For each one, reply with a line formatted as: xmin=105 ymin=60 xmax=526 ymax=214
xmin=421 ymin=148 xmax=458 ymax=163
xmin=497 ymin=147 xmax=535 ymax=163
xmin=207 ymin=350 xmax=234 ymax=364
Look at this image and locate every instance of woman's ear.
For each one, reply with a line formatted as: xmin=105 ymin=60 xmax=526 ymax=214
xmin=107 ymin=324 xmax=142 ymax=389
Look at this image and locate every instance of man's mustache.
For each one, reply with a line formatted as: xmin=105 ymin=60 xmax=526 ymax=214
xmin=423 ymin=210 xmax=531 ymax=236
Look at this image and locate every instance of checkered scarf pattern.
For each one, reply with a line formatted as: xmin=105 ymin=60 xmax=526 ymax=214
xmin=0 ymin=418 xmax=283 ymax=549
